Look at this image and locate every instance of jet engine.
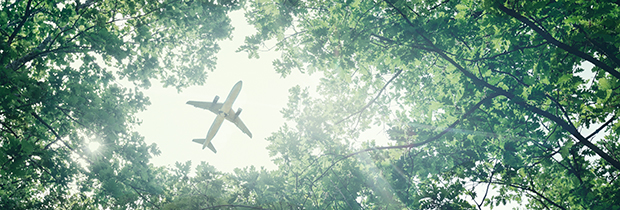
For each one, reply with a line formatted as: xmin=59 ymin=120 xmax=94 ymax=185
xmin=212 ymin=95 xmax=220 ymax=104
xmin=234 ymin=108 xmax=242 ymax=119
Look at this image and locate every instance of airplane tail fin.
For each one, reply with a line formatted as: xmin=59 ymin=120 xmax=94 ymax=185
xmin=192 ymin=139 xmax=217 ymax=153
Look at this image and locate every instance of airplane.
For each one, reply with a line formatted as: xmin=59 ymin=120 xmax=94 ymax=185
xmin=186 ymin=81 xmax=252 ymax=153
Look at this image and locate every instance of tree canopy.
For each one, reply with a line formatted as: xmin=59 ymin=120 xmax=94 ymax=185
xmin=2 ymin=0 xmax=619 ymax=209
xmin=1 ymin=0 xmax=240 ymax=208
xmin=237 ymin=0 xmax=620 ymax=209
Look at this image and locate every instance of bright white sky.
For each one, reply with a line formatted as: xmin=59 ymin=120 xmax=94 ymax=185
xmin=134 ymin=10 xmax=322 ymax=173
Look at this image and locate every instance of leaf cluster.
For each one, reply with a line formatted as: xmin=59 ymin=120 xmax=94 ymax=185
xmin=1 ymin=0 xmax=241 ymax=208
xmin=238 ymin=0 xmax=620 ymax=209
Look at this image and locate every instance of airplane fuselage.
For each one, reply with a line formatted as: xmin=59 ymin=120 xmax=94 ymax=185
xmin=220 ymin=81 xmax=242 ymax=114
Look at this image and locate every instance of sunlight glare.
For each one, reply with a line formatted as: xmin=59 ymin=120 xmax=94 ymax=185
xmin=88 ymin=141 xmax=101 ymax=152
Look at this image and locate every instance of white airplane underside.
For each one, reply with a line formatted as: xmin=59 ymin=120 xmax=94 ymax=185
xmin=186 ymin=81 xmax=252 ymax=153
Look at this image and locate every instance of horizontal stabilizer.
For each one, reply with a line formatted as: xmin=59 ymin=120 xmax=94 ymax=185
xmin=192 ymin=138 xmax=217 ymax=153
xmin=192 ymin=138 xmax=205 ymax=144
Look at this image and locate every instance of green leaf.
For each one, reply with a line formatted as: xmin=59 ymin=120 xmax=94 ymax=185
xmin=558 ymin=74 xmax=572 ymax=84
xmin=599 ymin=77 xmax=610 ymax=90
xmin=560 ymin=140 xmax=574 ymax=159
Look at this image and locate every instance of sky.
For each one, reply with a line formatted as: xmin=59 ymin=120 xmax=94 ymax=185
xmin=133 ymin=10 xmax=322 ymax=173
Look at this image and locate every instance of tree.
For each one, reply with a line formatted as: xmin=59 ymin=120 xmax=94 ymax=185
xmin=241 ymin=0 xmax=620 ymax=209
xmin=158 ymin=161 xmax=237 ymax=210
xmin=157 ymin=161 xmax=296 ymax=210
xmin=1 ymin=0 xmax=241 ymax=208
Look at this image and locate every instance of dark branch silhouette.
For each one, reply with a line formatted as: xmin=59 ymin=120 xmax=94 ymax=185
xmin=384 ymin=0 xmax=620 ymax=171
xmin=497 ymin=4 xmax=620 ymax=80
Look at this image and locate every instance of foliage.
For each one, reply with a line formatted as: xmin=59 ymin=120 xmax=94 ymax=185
xmin=0 ymin=0 xmax=240 ymax=208
xmin=4 ymin=0 xmax=620 ymax=209
xmin=240 ymin=0 xmax=620 ymax=209
xmin=158 ymin=161 xmax=296 ymax=210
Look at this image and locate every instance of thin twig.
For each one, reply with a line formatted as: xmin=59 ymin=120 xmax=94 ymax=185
xmin=335 ymin=69 xmax=403 ymax=125
xmin=586 ymin=113 xmax=618 ymax=140
xmin=312 ymin=92 xmax=499 ymax=185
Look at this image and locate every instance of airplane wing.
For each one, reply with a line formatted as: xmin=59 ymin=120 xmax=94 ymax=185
xmin=226 ymin=109 xmax=252 ymax=138
xmin=186 ymin=101 xmax=223 ymax=114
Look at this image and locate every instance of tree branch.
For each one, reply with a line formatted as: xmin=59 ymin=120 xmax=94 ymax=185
xmin=438 ymin=47 xmax=620 ymax=170
xmin=435 ymin=45 xmax=620 ymax=170
xmin=6 ymin=0 xmax=33 ymax=47
xmin=497 ymin=4 xmax=620 ymax=80
xmin=586 ymin=113 xmax=618 ymax=140
xmin=383 ymin=0 xmax=620 ymax=171
xmin=0 ymin=121 xmax=19 ymax=138
xmin=496 ymin=182 xmax=567 ymax=210
xmin=335 ymin=69 xmax=403 ymax=125
xmin=466 ymin=41 xmax=548 ymax=62
xmin=126 ymin=182 xmax=161 ymax=209
xmin=57 ymin=106 xmax=88 ymax=128
xmin=31 ymin=112 xmax=61 ymax=143
xmin=545 ymin=91 xmax=577 ymax=131
xmin=478 ymin=168 xmax=495 ymax=210
xmin=574 ymin=24 xmax=620 ymax=68
xmin=313 ymin=92 xmax=498 ymax=185
xmin=30 ymin=112 xmax=75 ymax=151
xmin=5 ymin=43 xmax=84 ymax=71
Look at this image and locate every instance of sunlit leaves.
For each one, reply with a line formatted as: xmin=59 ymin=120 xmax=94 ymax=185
xmin=241 ymin=0 xmax=620 ymax=209
xmin=1 ymin=0 xmax=240 ymax=208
